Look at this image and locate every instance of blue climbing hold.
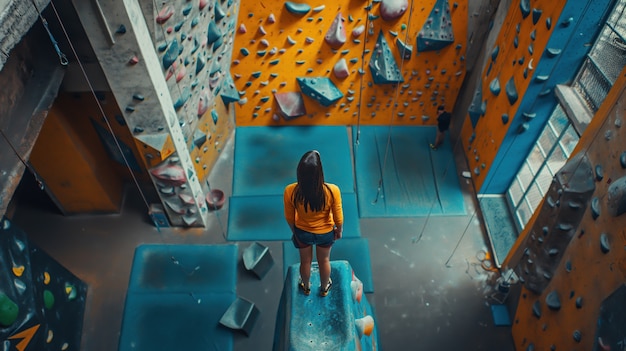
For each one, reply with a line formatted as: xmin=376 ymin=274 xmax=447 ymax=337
xmin=369 ymin=31 xmax=404 ymax=84
xmin=296 ymin=77 xmax=344 ymax=107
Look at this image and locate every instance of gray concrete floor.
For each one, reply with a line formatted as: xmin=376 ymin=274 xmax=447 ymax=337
xmin=11 ymin=130 xmax=516 ymax=351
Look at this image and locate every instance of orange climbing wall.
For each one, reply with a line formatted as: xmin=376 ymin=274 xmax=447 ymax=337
xmin=29 ymin=93 xmax=135 ymax=214
xmin=459 ymin=1 xmax=566 ymax=190
xmin=508 ymin=70 xmax=626 ymax=351
xmin=232 ymin=0 xmax=468 ymax=126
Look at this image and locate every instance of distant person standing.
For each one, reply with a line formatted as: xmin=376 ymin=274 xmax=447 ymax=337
xmin=430 ymin=105 xmax=451 ymax=150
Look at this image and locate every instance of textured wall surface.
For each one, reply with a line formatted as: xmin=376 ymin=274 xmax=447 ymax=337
xmin=232 ymin=0 xmax=468 ymax=126
xmin=459 ymin=0 xmax=567 ymax=191
xmin=508 ymin=69 xmax=626 ymax=351
xmin=70 ymin=0 xmax=240 ymax=226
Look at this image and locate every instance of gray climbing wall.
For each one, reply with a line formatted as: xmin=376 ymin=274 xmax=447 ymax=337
xmin=71 ymin=0 xmax=240 ymax=226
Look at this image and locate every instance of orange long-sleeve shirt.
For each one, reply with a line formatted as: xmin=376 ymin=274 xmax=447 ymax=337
xmin=283 ymin=182 xmax=343 ymax=234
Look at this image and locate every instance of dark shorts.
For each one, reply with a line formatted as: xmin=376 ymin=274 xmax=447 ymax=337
xmin=291 ymin=227 xmax=335 ymax=249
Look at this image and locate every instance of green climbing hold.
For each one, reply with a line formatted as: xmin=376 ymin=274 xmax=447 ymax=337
xmin=44 ymin=290 xmax=55 ymax=309
xmin=0 ymin=292 xmax=18 ymax=327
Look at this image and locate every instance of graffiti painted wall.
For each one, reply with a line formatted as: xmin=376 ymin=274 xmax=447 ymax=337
xmin=0 ymin=217 xmax=87 ymax=350
xmin=232 ymin=0 xmax=468 ymax=126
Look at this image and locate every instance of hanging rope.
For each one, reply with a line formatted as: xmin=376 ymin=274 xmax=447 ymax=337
xmin=372 ymin=0 xmax=417 ymax=204
xmin=31 ymin=0 xmax=68 ymax=65
xmin=46 ymin=0 xmax=152 ymax=213
xmin=354 ymin=0 xmax=375 ymax=147
xmin=0 ymin=128 xmax=44 ymax=190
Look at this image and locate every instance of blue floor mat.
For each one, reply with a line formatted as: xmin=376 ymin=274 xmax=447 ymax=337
xmin=353 ymin=126 xmax=466 ymax=217
xmin=227 ymin=193 xmax=361 ymax=241
xmin=479 ymin=195 xmax=518 ymax=268
xmin=233 ymin=126 xmax=354 ymax=196
xmin=128 ymin=244 xmax=238 ymax=294
xmin=119 ymin=291 xmax=235 ymax=351
xmin=282 ymin=238 xmax=374 ymax=293
xmin=120 ymin=244 xmax=239 ymax=351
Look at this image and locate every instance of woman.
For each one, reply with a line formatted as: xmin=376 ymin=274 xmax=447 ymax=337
xmin=284 ymin=150 xmax=343 ymax=296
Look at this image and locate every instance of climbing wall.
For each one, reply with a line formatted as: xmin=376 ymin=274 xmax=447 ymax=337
xmin=29 ymin=92 xmax=143 ymax=214
xmin=232 ymin=0 xmax=468 ymax=126
xmin=509 ymin=76 xmax=626 ymax=351
xmin=0 ymin=217 xmax=87 ymax=350
xmin=142 ymin=0 xmax=237 ymax=180
xmin=459 ymin=0 xmax=566 ymax=190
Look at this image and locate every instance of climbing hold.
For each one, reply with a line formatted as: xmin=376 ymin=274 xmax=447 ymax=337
xmin=565 ymin=261 xmax=572 ymax=272
xmin=595 ymin=165 xmax=604 ymax=181
xmin=600 ymin=233 xmax=610 ymax=253
xmin=116 ymin=24 xmax=126 ymax=34
xmin=195 ymin=53 xmax=206 ymax=74
xmin=396 ymin=38 xmax=413 ymax=60
xmin=417 ymin=0 xmax=454 ymax=52
xmin=44 ymin=290 xmax=55 ymax=309
xmin=215 ymin=4 xmax=226 ymax=22
xmin=162 ymin=39 xmax=180 ymax=69
xmin=0 ymin=292 xmax=18 ymax=327
xmin=297 ymin=77 xmax=343 ymax=106
xmin=285 ymin=1 xmax=311 ymax=16
xmin=573 ymin=330 xmax=581 ymax=343
xmin=514 ymin=36 xmax=519 ymax=48
xmin=501 ymin=114 xmax=509 ymax=124
xmin=324 ymin=12 xmax=346 ymax=48
xmin=207 ymin=21 xmax=222 ymax=46
xmin=518 ymin=122 xmax=530 ymax=133
xmin=532 ymin=300 xmax=541 ymax=318
xmin=238 ymin=24 xmax=247 ymax=34
xmin=530 ymin=29 xmax=536 ymax=41
xmin=575 ymin=297 xmax=583 ymax=308
xmin=489 ymin=77 xmax=501 ymax=96
xmin=491 ymin=45 xmax=499 ymax=62
xmin=546 ymin=48 xmax=562 ymax=58
xmin=607 ymin=177 xmax=626 ymax=217
xmin=546 ymin=17 xmax=552 ymax=30
xmin=287 ymin=36 xmax=297 ymax=45
xmin=505 ymin=77 xmax=518 ymax=105
xmin=523 ymin=112 xmax=536 ymax=120
xmin=355 ymin=315 xmax=375 ymax=338
xmin=380 ymin=0 xmax=408 ymax=21
xmin=535 ymin=75 xmax=549 ymax=82
xmin=561 ymin=17 xmax=573 ymax=27
xmin=333 ymin=58 xmax=350 ymax=79
xmin=369 ymin=31 xmax=404 ymax=84
xmin=545 ymin=291 xmax=561 ymax=310
xmin=156 ymin=5 xmax=174 ymax=24
xmin=352 ymin=25 xmax=365 ymax=38
xmin=520 ymin=0 xmax=530 ymax=18
xmin=274 ymin=92 xmax=307 ymax=119
xmin=591 ymin=197 xmax=600 ymax=219
xmin=532 ymin=8 xmax=542 ymax=25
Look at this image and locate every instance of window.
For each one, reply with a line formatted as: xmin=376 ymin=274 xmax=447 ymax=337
xmin=507 ymin=106 xmax=579 ymax=232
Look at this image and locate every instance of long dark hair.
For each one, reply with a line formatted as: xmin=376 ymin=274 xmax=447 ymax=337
xmin=293 ymin=150 xmax=326 ymax=212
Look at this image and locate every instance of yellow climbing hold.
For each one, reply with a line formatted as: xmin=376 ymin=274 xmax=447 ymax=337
xmin=44 ymin=272 xmax=51 ymax=285
xmin=12 ymin=266 xmax=24 ymax=277
xmin=47 ymin=329 xmax=53 ymax=343
xmin=62 ymin=342 xmax=69 ymax=350
xmin=65 ymin=285 xmax=73 ymax=295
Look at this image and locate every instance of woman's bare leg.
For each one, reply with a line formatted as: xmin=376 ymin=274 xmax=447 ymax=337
xmin=316 ymin=245 xmax=332 ymax=290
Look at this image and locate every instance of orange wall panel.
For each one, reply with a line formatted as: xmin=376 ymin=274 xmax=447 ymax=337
xmin=459 ymin=1 xmax=565 ymax=190
xmin=232 ymin=0 xmax=468 ymax=126
xmin=30 ymin=104 xmax=123 ymax=214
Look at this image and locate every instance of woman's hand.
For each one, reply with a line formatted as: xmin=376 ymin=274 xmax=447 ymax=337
xmin=334 ymin=225 xmax=343 ymax=240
